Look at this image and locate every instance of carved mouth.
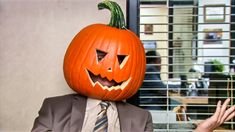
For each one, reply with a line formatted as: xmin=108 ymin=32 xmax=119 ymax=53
xmin=87 ymin=69 xmax=131 ymax=91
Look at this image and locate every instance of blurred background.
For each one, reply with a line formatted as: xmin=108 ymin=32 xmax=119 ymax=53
xmin=138 ymin=0 xmax=235 ymax=131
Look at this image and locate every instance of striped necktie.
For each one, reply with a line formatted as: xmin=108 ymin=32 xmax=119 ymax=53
xmin=93 ymin=101 xmax=110 ymax=132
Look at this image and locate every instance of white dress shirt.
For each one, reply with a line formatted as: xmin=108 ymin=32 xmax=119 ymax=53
xmin=81 ymin=98 xmax=120 ymax=132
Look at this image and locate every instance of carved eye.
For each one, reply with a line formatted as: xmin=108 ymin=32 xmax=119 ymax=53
xmin=117 ymin=55 xmax=126 ymax=65
xmin=96 ymin=49 xmax=107 ymax=62
xmin=117 ymin=55 xmax=128 ymax=69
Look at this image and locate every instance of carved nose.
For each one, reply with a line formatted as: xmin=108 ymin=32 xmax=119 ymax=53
xmin=108 ymin=67 xmax=112 ymax=72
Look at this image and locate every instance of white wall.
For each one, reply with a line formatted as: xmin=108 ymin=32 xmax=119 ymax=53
xmin=140 ymin=5 xmax=169 ymax=81
xmin=0 ymin=0 xmax=126 ymax=131
xmin=197 ymin=0 xmax=230 ymax=72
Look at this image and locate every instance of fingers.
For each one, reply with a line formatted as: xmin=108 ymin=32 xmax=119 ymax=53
xmin=218 ymin=98 xmax=231 ymax=120
xmin=213 ymin=100 xmax=221 ymax=118
xmin=217 ymin=98 xmax=235 ymax=125
xmin=208 ymin=100 xmax=222 ymax=128
xmin=196 ymin=99 xmax=235 ymax=132
xmin=223 ymin=106 xmax=235 ymax=122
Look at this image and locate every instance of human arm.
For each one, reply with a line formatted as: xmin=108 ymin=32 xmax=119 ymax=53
xmin=194 ymin=98 xmax=235 ymax=132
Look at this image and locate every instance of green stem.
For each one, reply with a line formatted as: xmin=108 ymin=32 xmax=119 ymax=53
xmin=98 ymin=0 xmax=126 ymax=29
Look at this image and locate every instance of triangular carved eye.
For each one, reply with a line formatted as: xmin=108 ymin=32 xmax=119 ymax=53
xmin=117 ymin=55 xmax=127 ymax=65
xmin=96 ymin=49 xmax=107 ymax=62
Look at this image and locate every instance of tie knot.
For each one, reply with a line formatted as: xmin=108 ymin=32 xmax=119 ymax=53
xmin=100 ymin=101 xmax=110 ymax=110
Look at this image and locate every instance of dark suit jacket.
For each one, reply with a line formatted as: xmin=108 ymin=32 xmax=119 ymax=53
xmin=32 ymin=94 xmax=153 ymax=132
xmin=140 ymin=66 xmax=179 ymax=110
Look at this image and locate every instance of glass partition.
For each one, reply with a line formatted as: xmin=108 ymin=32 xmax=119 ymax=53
xmin=138 ymin=0 xmax=235 ymax=131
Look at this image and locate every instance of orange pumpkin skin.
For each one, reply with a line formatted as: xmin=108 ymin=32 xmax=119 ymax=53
xmin=63 ymin=24 xmax=146 ymax=101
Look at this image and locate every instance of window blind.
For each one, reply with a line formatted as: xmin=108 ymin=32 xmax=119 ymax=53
xmin=139 ymin=0 xmax=235 ymax=131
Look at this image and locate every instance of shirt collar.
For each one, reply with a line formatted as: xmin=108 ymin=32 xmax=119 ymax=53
xmin=86 ymin=98 xmax=117 ymax=111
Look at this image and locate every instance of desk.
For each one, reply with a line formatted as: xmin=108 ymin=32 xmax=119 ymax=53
xmin=169 ymin=93 xmax=209 ymax=104
xmin=169 ymin=93 xmax=209 ymax=113
xmin=170 ymin=93 xmax=209 ymax=122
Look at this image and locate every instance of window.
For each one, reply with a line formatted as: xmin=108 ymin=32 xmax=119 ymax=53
xmin=130 ymin=0 xmax=235 ymax=131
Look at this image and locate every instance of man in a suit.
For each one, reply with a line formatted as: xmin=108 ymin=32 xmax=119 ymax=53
xmin=140 ymin=51 xmax=179 ymax=110
xmin=32 ymin=94 xmax=153 ymax=132
xmin=31 ymin=92 xmax=235 ymax=132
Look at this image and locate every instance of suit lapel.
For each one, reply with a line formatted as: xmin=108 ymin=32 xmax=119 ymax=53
xmin=69 ymin=95 xmax=87 ymax=132
xmin=117 ymin=101 xmax=131 ymax=132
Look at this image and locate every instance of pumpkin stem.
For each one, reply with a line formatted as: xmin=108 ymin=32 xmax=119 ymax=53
xmin=98 ymin=0 xmax=126 ymax=29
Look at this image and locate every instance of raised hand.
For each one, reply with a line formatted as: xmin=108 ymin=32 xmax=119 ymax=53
xmin=194 ymin=98 xmax=235 ymax=132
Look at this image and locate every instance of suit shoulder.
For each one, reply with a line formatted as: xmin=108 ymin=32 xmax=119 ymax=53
xmin=43 ymin=94 xmax=83 ymax=109
xmin=44 ymin=94 xmax=76 ymax=102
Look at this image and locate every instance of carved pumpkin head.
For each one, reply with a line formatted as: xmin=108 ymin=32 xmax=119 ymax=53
xmin=63 ymin=1 xmax=146 ymax=101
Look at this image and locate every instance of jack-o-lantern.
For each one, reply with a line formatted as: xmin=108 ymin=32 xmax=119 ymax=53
xmin=63 ymin=0 xmax=146 ymax=101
